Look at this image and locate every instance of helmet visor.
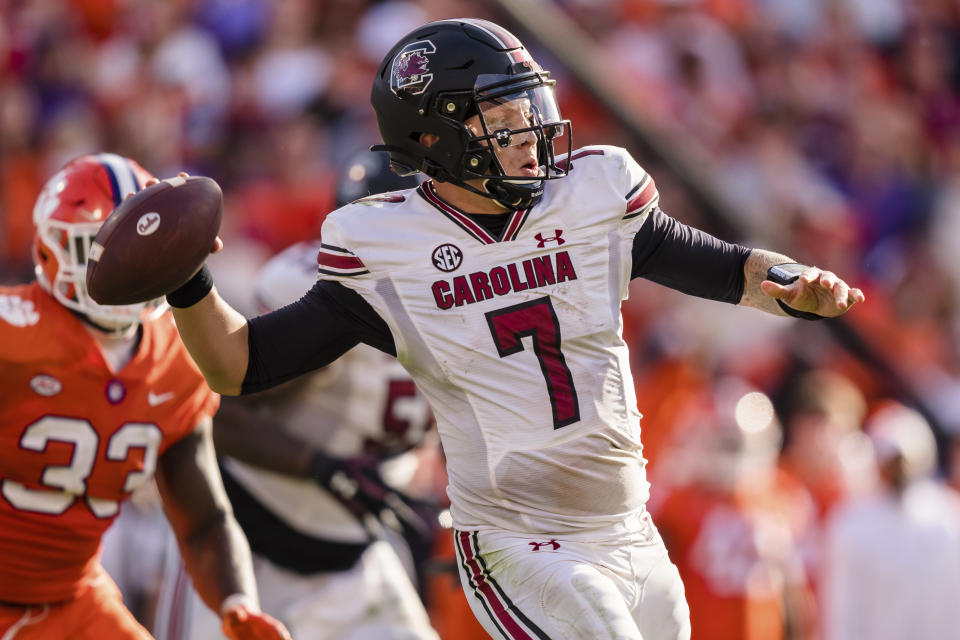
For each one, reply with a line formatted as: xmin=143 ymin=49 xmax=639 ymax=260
xmin=471 ymin=74 xmax=565 ymax=149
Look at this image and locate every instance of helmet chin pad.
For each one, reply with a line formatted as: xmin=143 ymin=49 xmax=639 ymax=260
xmin=483 ymin=178 xmax=544 ymax=210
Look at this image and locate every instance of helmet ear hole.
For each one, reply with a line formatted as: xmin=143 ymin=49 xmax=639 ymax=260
xmin=417 ymin=132 xmax=440 ymax=148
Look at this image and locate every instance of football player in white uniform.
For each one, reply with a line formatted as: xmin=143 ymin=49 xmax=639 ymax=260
xmin=160 ymin=18 xmax=864 ymax=640
xmin=153 ymin=153 xmax=440 ymax=640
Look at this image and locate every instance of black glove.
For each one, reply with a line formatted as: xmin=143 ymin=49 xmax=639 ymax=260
xmin=308 ymin=452 xmax=431 ymax=537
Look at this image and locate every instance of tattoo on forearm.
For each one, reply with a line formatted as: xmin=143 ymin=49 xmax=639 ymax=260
xmin=739 ymin=250 xmax=795 ymax=315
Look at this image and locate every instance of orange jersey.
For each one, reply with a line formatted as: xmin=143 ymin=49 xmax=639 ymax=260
xmin=653 ymin=473 xmax=814 ymax=640
xmin=0 ymin=282 xmax=219 ymax=603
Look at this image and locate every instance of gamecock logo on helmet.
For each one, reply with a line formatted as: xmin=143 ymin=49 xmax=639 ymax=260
xmin=391 ymin=40 xmax=437 ymax=96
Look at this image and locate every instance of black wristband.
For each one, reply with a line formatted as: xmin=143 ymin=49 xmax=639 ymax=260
xmin=166 ymin=264 xmax=214 ymax=308
xmin=776 ymin=299 xmax=825 ymax=321
xmin=766 ymin=263 xmax=825 ymax=321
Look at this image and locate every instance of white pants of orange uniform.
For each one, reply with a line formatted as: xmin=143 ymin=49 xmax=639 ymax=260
xmin=454 ymin=513 xmax=690 ymax=640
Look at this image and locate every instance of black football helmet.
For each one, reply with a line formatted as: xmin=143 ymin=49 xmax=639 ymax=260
xmin=371 ymin=18 xmax=572 ymax=211
xmin=336 ymin=150 xmax=422 ymax=207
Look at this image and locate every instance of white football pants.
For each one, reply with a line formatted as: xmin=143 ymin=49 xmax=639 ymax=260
xmin=454 ymin=516 xmax=690 ymax=639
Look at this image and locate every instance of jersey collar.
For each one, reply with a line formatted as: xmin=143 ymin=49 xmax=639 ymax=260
xmin=417 ymin=181 xmax=532 ymax=245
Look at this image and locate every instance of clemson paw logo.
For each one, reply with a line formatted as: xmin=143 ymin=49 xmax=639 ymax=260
xmin=0 ymin=294 xmax=40 ymax=327
xmin=391 ymin=40 xmax=437 ymax=96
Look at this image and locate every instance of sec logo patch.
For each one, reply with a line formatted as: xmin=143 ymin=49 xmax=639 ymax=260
xmin=432 ymin=243 xmax=462 ymax=272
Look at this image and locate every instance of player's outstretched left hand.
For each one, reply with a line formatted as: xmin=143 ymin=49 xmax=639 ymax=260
xmin=760 ymin=267 xmax=865 ymax=318
xmin=222 ymin=604 xmax=292 ymax=640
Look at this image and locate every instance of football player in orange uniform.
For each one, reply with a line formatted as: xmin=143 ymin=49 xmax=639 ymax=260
xmin=651 ymin=383 xmax=817 ymax=640
xmin=0 ymin=154 xmax=290 ymax=640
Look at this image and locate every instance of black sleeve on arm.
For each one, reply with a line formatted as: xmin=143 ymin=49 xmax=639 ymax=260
xmin=631 ymin=207 xmax=750 ymax=304
xmin=242 ymin=280 xmax=396 ymax=394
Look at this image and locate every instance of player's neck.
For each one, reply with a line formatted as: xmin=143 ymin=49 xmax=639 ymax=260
xmin=430 ymin=179 xmax=511 ymax=215
xmin=83 ymin=322 xmax=141 ymax=371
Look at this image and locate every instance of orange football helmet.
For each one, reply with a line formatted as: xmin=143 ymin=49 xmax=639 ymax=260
xmin=32 ymin=153 xmax=166 ymax=331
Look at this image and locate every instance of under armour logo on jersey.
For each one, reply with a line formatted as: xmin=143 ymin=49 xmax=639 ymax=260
xmin=528 ymin=539 xmax=560 ymax=551
xmin=535 ymin=230 xmax=565 ymax=248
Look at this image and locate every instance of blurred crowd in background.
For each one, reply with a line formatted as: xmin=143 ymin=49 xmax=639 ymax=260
xmin=3 ymin=0 xmax=960 ymax=639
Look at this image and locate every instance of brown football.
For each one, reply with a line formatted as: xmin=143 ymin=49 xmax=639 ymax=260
xmin=86 ymin=176 xmax=222 ymax=305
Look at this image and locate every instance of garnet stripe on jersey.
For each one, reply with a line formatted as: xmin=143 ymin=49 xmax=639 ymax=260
xmin=503 ymin=207 xmax=532 ymax=242
xmin=555 ymin=148 xmax=604 ymax=172
xmin=419 ymin=183 xmax=499 ymax=244
xmin=420 ymin=183 xmax=531 ymax=244
xmin=455 ymin=530 xmax=551 ymax=640
xmin=316 ymin=244 xmax=367 ymax=275
xmin=624 ymin=175 xmax=658 ymax=219
xmin=317 ymin=252 xmax=365 ymax=270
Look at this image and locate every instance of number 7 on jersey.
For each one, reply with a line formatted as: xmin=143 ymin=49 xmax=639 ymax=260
xmin=485 ymin=297 xmax=580 ymax=429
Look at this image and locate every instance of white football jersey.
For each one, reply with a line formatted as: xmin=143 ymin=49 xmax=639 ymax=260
xmin=224 ymin=241 xmax=434 ymax=543
xmin=318 ymin=145 xmax=660 ymax=536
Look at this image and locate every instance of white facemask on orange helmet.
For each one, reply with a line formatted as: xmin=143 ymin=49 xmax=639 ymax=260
xmin=32 ymin=153 xmax=167 ymax=333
